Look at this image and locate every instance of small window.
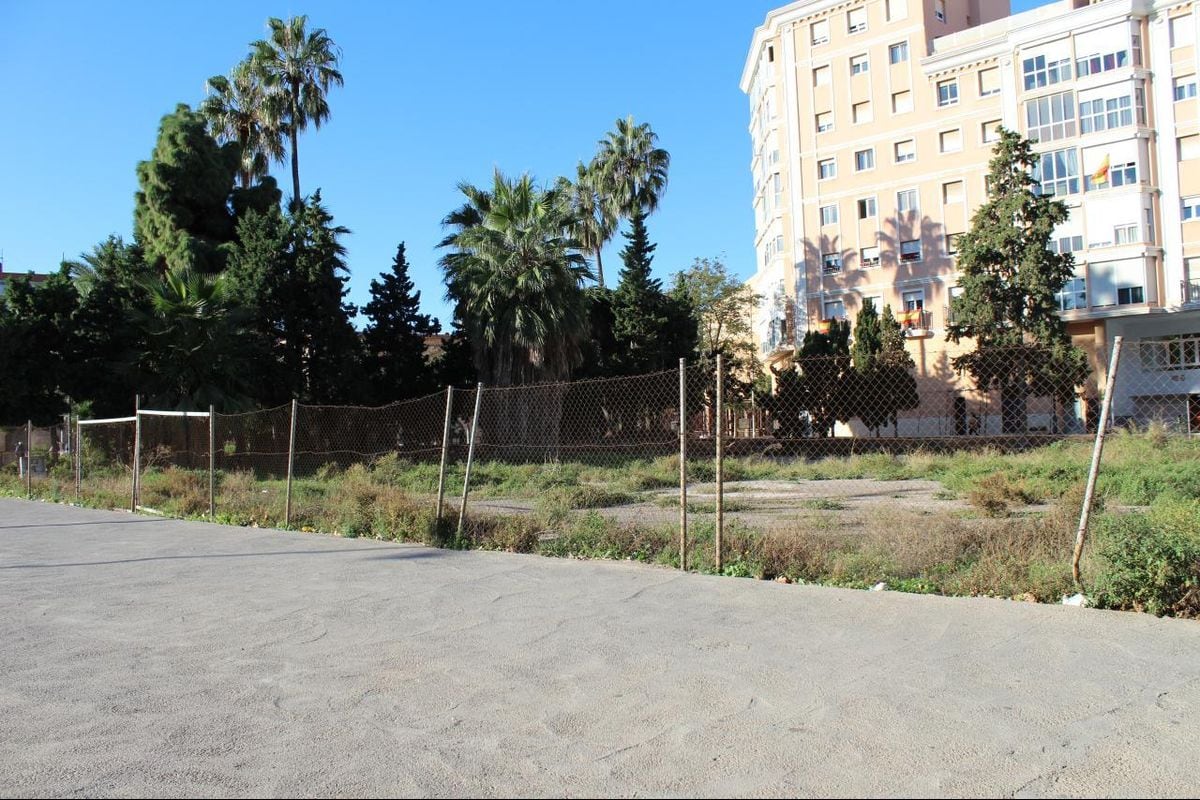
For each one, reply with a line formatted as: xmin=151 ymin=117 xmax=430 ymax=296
xmin=853 ymin=101 xmax=873 ymax=124
xmin=939 ymin=129 xmax=962 ymax=153
xmin=775 ymin=234 xmax=785 ymax=254
xmin=935 ymin=0 xmax=946 ymax=22
xmin=822 ymin=252 xmax=843 ymax=273
xmin=817 ymin=111 xmax=834 ymax=133
xmin=850 ymin=54 xmax=870 ymax=75
xmin=886 ymin=0 xmax=907 ymax=22
xmin=1183 ymin=196 xmax=1200 ymax=220
xmin=858 ymin=197 xmax=877 ymax=219
xmin=824 ymin=299 xmax=847 ymax=320
xmin=863 ymin=294 xmax=883 ymax=310
xmin=943 ymin=180 xmax=964 ymax=204
xmin=978 ymin=67 xmax=1000 ymax=97
xmin=860 ymin=246 xmax=881 ymax=267
xmin=1180 ymin=134 xmax=1200 ymax=160
xmin=897 ymin=188 xmax=919 ymax=213
xmin=847 ymin=7 xmax=867 ymax=34
xmin=982 ymin=119 xmax=1002 ymax=144
xmin=855 ymin=148 xmax=875 ymax=171
xmin=1118 ymin=285 xmax=1145 ymax=305
xmin=892 ymin=90 xmax=913 ymax=114
xmin=894 ymin=139 xmax=916 ymax=163
xmin=946 ymin=233 xmax=963 ymax=255
xmin=1112 ymin=223 xmax=1138 ymax=245
xmin=1171 ymin=15 xmax=1195 ymax=48
xmin=900 ymin=241 xmax=921 ymax=262
xmin=889 ymin=42 xmax=909 ymax=64
xmin=937 ymin=79 xmax=959 ymax=107
xmin=814 ymin=65 xmax=832 ymax=86
xmin=820 ymin=204 xmax=839 ymax=226
xmin=1175 ymin=77 xmax=1198 ymax=102
xmin=818 ymin=158 xmax=837 ymax=180
xmin=902 ymin=289 xmax=924 ymax=310
xmin=811 ymin=19 xmax=830 ymax=46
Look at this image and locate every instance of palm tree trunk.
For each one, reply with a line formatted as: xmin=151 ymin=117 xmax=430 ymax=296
xmin=594 ymin=247 xmax=605 ymax=288
xmin=290 ymin=126 xmax=301 ymax=208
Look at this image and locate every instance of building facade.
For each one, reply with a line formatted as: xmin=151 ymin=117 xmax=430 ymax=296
xmin=743 ymin=0 xmax=1200 ymax=431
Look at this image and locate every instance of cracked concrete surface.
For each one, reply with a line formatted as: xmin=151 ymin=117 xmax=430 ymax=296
xmin=1 ymin=498 xmax=1198 ymax=798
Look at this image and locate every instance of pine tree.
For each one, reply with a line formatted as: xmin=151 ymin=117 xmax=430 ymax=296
xmin=948 ymin=127 xmax=1088 ymax=432
xmin=362 ymin=243 xmax=440 ymax=402
xmin=849 ymin=302 xmax=919 ymax=436
xmin=610 ymin=210 xmax=670 ymax=373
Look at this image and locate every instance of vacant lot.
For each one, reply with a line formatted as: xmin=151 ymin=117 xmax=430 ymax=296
xmin=1 ymin=499 xmax=1199 ymax=797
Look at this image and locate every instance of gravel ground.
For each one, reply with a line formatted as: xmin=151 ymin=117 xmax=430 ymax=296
xmin=2 ymin=498 xmax=1199 ymax=797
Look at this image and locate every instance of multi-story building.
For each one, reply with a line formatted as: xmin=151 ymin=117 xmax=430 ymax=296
xmin=743 ymin=0 xmax=1200 ymax=431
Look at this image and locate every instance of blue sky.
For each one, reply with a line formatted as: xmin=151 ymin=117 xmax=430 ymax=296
xmin=1 ymin=0 xmax=1053 ymax=326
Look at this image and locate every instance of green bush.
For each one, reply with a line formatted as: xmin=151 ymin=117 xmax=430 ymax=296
xmin=1094 ymin=502 xmax=1200 ymax=617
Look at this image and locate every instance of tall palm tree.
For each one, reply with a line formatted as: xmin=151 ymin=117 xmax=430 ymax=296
xmin=555 ymin=160 xmax=618 ymax=288
xmin=199 ymin=59 xmax=284 ymax=189
xmin=252 ymin=15 xmax=343 ymax=206
xmin=596 ymin=115 xmax=671 ymax=224
xmin=439 ymin=171 xmax=593 ymax=386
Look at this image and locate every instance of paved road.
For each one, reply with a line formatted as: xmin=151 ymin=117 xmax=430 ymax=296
xmin=1 ymin=498 xmax=1198 ymax=798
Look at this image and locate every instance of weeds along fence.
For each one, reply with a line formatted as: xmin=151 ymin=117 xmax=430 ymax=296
xmin=7 ymin=338 xmax=1197 ymax=578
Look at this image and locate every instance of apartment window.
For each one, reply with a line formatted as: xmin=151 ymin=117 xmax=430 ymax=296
xmin=855 ymin=148 xmax=875 ymax=171
xmin=773 ymin=173 xmax=783 ymax=208
xmin=860 ymin=246 xmax=880 ymax=267
xmin=1087 ymin=161 xmax=1137 ymax=190
xmin=1183 ymin=197 xmax=1200 ymax=220
xmin=1146 ymin=208 xmax=1156 ymax=244
xmin=1025 ymin=91 xmax=1076 ymax=142
xmin=850 ymin=54 xmax=869 ymax=75
xmin=1056 ymin=276 xmax=1088 ymax=311
xmin=892 ymin=90 xmax=913 ymax=114
xmin=1135 ymin=85 xmax=1146 ymax=125
xmin=1182 ymin=135 xmax=1200 ymax=160
xmin=847 ymin=7 xmax=867 ymax=34
xmin=1079 ymin=95 xmax=1132 ymax=134
xmin=939 ymin=129 xmax=962 ymax=153
xmin=982 ymin=119 xmax=1002 ymax=144
xmin=858 ymin=196 xmax=877 ymax=219
xmin=946 ymin=232 xmax=963 ymax=255
xmin=853 ymin=101 xmax=873 ymax=124
xmin=1143 ymin=335 xmax=1200 ymax=370
xmin=1172 ymin=15 xmax=1196 ymax=48
xmin=811 ymin=20 xmax=830 ymax=46
xmin=900 ymin=241 xmax=921 ymax=262
xmin=1175 ymin=77 xmax=1198 ymax=101
xmin=942 ymin=180 xmax=964 ymax=204
xmin=775 ymin=234 xmax=786 ymax=255
xmin=897 ymin=189 xmax=919 ymax=213
xmin=817 ymin=111 xmax=834 ymax=133
xmin=889 ymin=42 xmax=909 ymax=64
xmin=814 ymin=65 xmax=832 ymax=86
xmin=1077 ymin=49 xmax=1130 ymax=78
xmin=820 ymin=204 xmax=839 ymax=226
xmin=894 ymin=139 xmax=916 ymax=163
xmin=902 ymin=290 xmax=924 ymax=310
xmin=824 ymin=300 xmax=847 ymax=320
xmin=1113 ymin=223 xmax=1138 ymax=245
xmin=1118 ymin=285 xmax=1145 ymax=305
xmin=818 ymin=158 xmax=836 ymax=180
xmin=937 ymin=79 xmax=959 ymax=107
xmin=935 ymin=0 xmax=946 ymax=22
xmin=822 ymin=252 xmax=843 ymax=273
xmin=1022 ymin=53 xmax=1072 ymax=91
xmin=863 ymin=294 xmax=883 ymax=311
xmin=1048 ymin=235 xmax=1083 ymax=254
xmin=978 ymin=67 xmax=1000 ymax=97
xmin=1034 ymin=148 xmax=1080 ymax=197
xmin=886 ymin=0 xmax=907 ymax=22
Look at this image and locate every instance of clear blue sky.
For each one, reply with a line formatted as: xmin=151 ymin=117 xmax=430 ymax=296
xmin=1 ymin=0 xmax=1052 ymax=326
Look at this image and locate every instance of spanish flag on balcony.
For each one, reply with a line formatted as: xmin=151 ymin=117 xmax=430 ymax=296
xmin=897 ymin=308 xmax=924 ymax=327
xmin=1091 ymin=154 xmax=1110 ymax=186
xmin=815 ymin=319 xmax=832 ymax=334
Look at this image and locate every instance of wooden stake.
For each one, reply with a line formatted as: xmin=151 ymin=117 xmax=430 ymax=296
xmin=1073 ymin=336 xmax=1123 ymax=589
xmin=679 ymin=359 xmax=688 ymax=571
xmin=457 ymin=383 xmax=484 ymax=538
xmin=75 ymin=418 xmax=82 ymax=501
xmin=132 ymin=397 xmax=140 ymax=511
xmin=208 ymin=405 xmax=216 ymax=519
xmin=25 ymin=420 xmax=32 ymax=499
xmin=715 ymin=354 xmax=724 ymax=574
xmin=435 ymin=386 xmax=455 ymax=524
xmin=285 ymin=399 xmax=298 ymax=527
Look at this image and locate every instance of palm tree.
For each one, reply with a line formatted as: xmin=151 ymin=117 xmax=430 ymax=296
xmin=555 ymin=160 xmax=618 ymax=288
xmin=596 ymin=115 xmax=670 ymax=225
xmin=439 ymin=171 xmax=593 ymax=386
xmin=199 ymin=59 xmax=284 ymax=189
xmin=252 ymin=15 xmax=343 ymax=206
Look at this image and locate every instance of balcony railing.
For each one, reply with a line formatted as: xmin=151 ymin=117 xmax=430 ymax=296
xmin=1183 ymin=278 xmax=1200 ymax=305
xmin=899 ymin=308 xmax=932 ymax=336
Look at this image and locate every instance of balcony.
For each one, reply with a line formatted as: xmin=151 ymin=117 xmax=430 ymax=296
xmin=899 ymin=308 xmax=933 ymax=337
xmin=1184 ymin=278 xmax=1200 ymax=306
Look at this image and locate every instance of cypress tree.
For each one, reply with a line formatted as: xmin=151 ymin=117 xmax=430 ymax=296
xmin=362 ymin=243 xmax=440 ymax=402
xmin=611 ymin=209 xmax=670 ymax=373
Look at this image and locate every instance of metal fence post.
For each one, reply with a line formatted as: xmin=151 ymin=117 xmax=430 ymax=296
xmin=679 ymin=358 xmax=688 ymax=572
xmin=435 ymin=386 xmax=455 ymax=524
xmin=285 ymin=399 xmax=298 ymax=528
xmin=132 ymin=396 xmax=141 ymax=511
xmin=208 ymin=404 xmax=216 ymax=519
xmin=1073 ymin=335 xmax=1123 ymax=589
xmin=74 ymin=418 xmax=82 ymax=501
xmin=457 ymin=383 xmax=484 ymax=539
xmin=25 ymin=420 xmax=32 ymax=499
xmin=715 ymin=354 xmax=724 ymax=574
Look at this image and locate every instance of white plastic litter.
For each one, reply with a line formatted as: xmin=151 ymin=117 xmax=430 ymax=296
xmin=1062 ymin=593 xmax=1089 ymax=607
xmin=871 ymin=582 xmax=887 ymax=592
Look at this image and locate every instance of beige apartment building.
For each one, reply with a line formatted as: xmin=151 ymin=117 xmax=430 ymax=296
xmin=743 ymin=0 xmax=1200 ymax=432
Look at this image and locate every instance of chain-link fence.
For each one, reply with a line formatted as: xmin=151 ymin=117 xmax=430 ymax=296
xmin=8 ymin=340 xmax=1195 ymax=591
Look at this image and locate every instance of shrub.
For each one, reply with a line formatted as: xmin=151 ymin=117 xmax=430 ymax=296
xmin=1093 ymin=501 xmax=1200 ymax=617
